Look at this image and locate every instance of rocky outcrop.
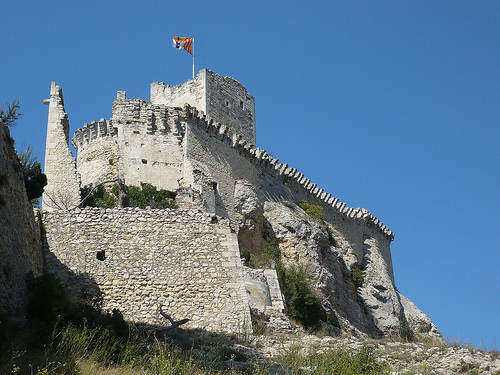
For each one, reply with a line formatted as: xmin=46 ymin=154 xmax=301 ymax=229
xmin=261 ymin=200 xmax=440 ymax=340
xmin=234 ymin=179 xmax=265 ymax=254
xmin=0 ymin=121 xmax=43 ymax=316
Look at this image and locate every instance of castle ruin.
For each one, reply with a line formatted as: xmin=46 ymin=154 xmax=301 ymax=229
xmin=40 ymin=69 xmax=439 ymax=337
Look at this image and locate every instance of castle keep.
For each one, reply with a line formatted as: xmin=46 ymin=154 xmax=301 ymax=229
xmin=40 ymin=69 xmax=439 ymax=337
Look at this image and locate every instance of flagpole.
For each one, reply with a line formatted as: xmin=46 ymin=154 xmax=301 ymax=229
xmin=192 ymin=37 xmax=195 ymax=80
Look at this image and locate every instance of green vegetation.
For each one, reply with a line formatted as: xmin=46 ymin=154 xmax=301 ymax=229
xmin=240 ymin=238 xmax=281 ymax=269
xmin=351 ymin=265 xmax=364 ymax=288
xmin=18 ymin=146 xmax=47 ymax=203
xmin=399 ymin=323 xmax=415 ymax=343
xmin=298 ymin=200 xmax=324 ymax=221
xmin=80 ymin=185 xmax=117 ymax=208
xmin=125 ymin=183 xmax=177 ymax=209
xmin=279 ymin=344 xmax=390 ymax=374
xmin=250 ymin=310 xmax=268 ymax=335
xmin=0 ymin=102 xmax=47 ymax=206
xmin=241 ymin=236 xmax=324 ymax=329
xmin=276 ymin=262 xmax=323 ymax=328
xmin=81 ymin=182 xmax=177 ymax=209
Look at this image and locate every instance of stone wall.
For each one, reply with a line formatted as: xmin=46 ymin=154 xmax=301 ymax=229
xmin=151 ymin=69 xmax=256 ymax=145
xmin=42 ymin=207 xmax=252 ymax=334
xmin=73 ymin=94 xmax=186 ymax=191
xmin=179 ymin=105 xmax=395 ymax=282
xmin=204 ymin=70 xmax=256 ymax=145
xmin=0 ymin=121 xmax=43 ymax=316
xmin=184 ymin=107 xmax=261 ymax=225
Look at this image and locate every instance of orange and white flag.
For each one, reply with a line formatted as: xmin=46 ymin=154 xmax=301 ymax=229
xmin=172 ymin=36 xmax=193 ymax=55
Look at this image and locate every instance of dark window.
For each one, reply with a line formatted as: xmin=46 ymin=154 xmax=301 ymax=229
xmin=96 ymin=250 xmax=106 ymax=261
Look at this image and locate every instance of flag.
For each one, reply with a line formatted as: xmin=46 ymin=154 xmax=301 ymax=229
xmin=172 ymin=36 xmax=193 ymax=55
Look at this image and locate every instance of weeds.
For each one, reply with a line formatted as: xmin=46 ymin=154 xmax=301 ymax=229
xmin=279 ymin=344 xmax=389 ymax=374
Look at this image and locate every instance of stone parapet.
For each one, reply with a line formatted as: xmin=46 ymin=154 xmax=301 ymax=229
xmin=181 ymin=105 xmax=395 ymax=241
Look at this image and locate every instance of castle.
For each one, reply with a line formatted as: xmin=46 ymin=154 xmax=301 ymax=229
xmin=37 ymin=69 xmax=439 ymax=337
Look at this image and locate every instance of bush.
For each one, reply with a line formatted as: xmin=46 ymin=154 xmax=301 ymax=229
xmin=400 ymin=323 xmax=415 ymax=343
xmin=81 ymin=182 xmax=177 ymax=209
xmin=81 ymin=184 xmax=117 ymax=208
xmin=298 ymin=200 xmax=324 ymax=221
xmin=276 ymin=262 xmax=323 ymax=328
xmin=280 ymin=344 xmax=389 ymax=374
xmin=241 ymin=238 xmax=281 ymax=269
xmin=125 ymin=182 xmax=177 ymax=209
xmin=351 ymin=266 xmax=364 ymax=288
xmin=250 ymin=310 xmax=269 ymax=335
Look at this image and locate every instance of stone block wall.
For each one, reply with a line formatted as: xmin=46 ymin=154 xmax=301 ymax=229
xmin=183 ymin=108 xmax=261 ymax=226
xmin=0 ymin=122 xmax=43 ymax=316
xmin=204 ymin=70 xmax=256 ymax=146
xmin=151 ymin=69 xmax=256 ymax=145
xmin=42 ymin=207 xmax=252 ymax=334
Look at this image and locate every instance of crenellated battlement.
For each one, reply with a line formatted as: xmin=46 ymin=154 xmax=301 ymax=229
xmin=72 ymin=118 xmax=116 ymax=150
xmin=63 ymin=75 xmax=394 ymax=241
xmin=180 ymin=105 xmax=394 ymax=240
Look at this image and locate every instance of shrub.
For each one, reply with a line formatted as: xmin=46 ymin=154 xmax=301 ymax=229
xmin=298 ymin=200 xmax=324 ymax=221
xmin=280 ymin=344 xmax=389 ymax=374
xmin=250 ymin=310 xmax=269 ymax=335
xmin=400 ymin=323 xmax=415 ymax=343
xmin=351 ymin=266 xmax=364 ymax=288
xmin=276 ymin=262 xmax=323 ymax=328
xmin=242 ymin=238 xmax=281 ymax=269
xmin=80 ymin=184 xmax=117 ymax=208
xmin=81 ymin=182 xmax=177 ymax=209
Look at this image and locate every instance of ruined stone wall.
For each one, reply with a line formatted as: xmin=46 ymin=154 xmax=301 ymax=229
xmin=42 ymin=207 xmax=252 ymax=334
xmin=151 ymin=70 xmax=256 ymax=145
xmin=204 ymin=70 xmax=256 ymax=145
xmin=73 ymin=94 xmax=186 ymax=191
xmin=150 ymin=71 xmax=206 ymax=113
xmin=183 ymin=108 xmax=261 ymax=225
xmin=42 ymin=82 xmax=81 ymax=211
xmin=0 ymin=122 xmax=43 ymax=316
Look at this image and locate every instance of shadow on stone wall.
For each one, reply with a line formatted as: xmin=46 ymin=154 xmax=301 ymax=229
xmin=41 ymin=230 xmax=103 ymax=311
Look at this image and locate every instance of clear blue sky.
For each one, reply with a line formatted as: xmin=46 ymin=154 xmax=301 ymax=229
xmin=2 ymin=1 xmax=499 ymax=350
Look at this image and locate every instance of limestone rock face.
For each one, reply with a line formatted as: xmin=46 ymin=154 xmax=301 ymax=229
xmin=262 ymin=200 xmax=439 ymax=339
xmin=234 ymin=179 xmax=264 ymax=253
xmin=0 ymin=122 xmax=43 ymax=316
xmin=263 ymin=201 xmax=367 ymax=334
xmin=357 ymin=234 xmax=402 ymax=335
xmin=398 ymin=291 xmax=442 ymax=339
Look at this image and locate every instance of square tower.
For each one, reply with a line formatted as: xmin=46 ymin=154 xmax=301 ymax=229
xmin=151 ymin=69 xmax=256 ymax=145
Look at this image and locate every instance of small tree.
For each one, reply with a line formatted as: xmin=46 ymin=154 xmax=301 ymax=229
xmin=0 ymin=100 xmax=22 ymax=127
xmin=18 ymin=145 xmax=47 ymax=204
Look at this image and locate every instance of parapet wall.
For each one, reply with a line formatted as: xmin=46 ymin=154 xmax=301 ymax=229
xmin=181 ymin=105 xmax=394 ymax=242
xmin=42 ymin=207 xmax=252 ymax=334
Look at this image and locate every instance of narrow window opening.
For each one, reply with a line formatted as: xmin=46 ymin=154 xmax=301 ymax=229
xmin=239 ymin=100 xmax=244 ymax=109
xmin=225 ymin=100 xmax=229 ymax=107
xmin=96 ymin=250 xmax=106 ymax=261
